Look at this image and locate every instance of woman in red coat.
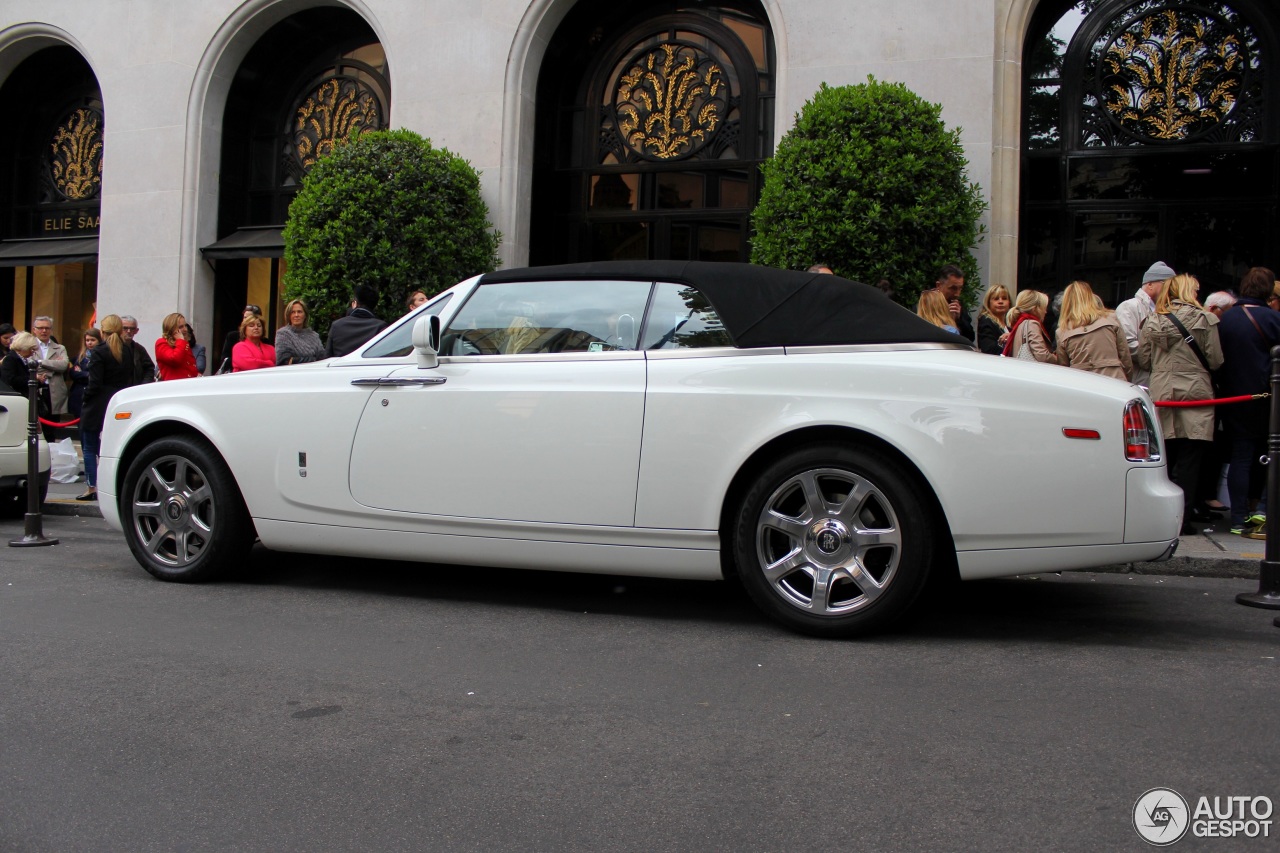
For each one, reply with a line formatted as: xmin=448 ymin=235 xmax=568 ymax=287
xmin=155 ymin=313 xmax=199 ymax=380
xmin=232 ymin=314 xmax=276 ymax=371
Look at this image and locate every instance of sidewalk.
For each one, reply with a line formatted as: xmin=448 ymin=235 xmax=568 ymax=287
xmin=38 ymin=478 xmax=1267 ymax=581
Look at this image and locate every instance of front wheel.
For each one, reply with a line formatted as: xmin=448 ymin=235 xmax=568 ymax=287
xmin=732 ymin=443 xmax=937 ymax=637
xmin=120 ymin=435 xmax=253 ymax=582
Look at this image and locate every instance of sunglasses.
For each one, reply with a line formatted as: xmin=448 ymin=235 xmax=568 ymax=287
xmin=244 ymin=305 xmax=261 ymax=314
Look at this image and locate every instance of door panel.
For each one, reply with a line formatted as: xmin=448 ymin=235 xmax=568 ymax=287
xmin=348 ymin=356 xmax=646 ymax=526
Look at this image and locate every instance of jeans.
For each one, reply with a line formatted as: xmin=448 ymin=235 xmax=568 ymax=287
xmin=1228 ymin=436 xmax=1267 ymax=526
xmin=1166 ymin=438 xmax=1207 ymax=518
xmin=81 ymin=429 xmax=100 ymax=489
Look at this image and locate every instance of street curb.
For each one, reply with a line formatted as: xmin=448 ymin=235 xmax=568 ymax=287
xmin=42 ymin=499 xmax=103 ymax=519
xmin=1086 ymin=556 xmax=1258 ymax=580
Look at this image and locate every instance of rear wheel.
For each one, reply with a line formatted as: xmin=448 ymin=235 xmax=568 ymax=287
xmin=732 ymin=443 xmax=936 ymax=637
xmin=120 ymin=435 xmax=252 ymax=582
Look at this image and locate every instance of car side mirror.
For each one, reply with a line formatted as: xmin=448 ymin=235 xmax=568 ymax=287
xmin=413 ymin=314 xmax=441 ymax=368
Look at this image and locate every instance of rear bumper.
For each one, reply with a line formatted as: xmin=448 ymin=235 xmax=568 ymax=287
xmin=0 ymin=443 xmax=51 ymax=484
xmin=1124 ymin=465 xmax=1184 ymax=544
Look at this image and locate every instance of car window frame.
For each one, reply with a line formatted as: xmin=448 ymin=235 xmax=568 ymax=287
xmin=439 ymin=278 xmax=657 ymax=360
xmin=349 ymin=283 xmax=473 ymax=363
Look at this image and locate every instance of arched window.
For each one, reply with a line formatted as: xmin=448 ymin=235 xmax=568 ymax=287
xmin=1020 ymin=0 xmax=1279 ymax=302
xmin=206 ymin=8 xmax=388 ymax=347
xmin=0 ymin=47 xmax=102 ymax=353
xmin=532 ymin=1 xmax=774 ymax=265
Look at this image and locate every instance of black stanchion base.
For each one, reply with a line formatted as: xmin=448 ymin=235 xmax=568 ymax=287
xmin=8 ymin=513 xmax=58 ymax=547
xmin=1236 ymin=559 xmax=1280 ymax=610
xmin=1238 ymin=590 xmax=1280 ymax=610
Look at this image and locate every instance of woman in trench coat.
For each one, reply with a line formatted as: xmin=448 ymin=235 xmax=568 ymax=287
xmin=1136 ymin=274 xmax=1222 ymax=534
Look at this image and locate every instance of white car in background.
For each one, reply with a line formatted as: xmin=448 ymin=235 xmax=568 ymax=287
xmin=0 ymin=383 xmax=50 ymax=515
xmin=98 ymin=261 xmax=1181 ymax=636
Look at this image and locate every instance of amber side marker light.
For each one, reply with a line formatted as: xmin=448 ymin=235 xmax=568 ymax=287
xmin=114 ymin=412 xmax=131 ymax=420
xmin=1063 ymin=428 xmax=1101 ymax=440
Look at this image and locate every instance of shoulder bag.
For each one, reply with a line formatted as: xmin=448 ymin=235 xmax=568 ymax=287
xmin=1165 ymin=312 xmax=1211 ymax=373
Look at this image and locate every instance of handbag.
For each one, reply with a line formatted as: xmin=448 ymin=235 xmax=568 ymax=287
xmin=1015 ymin=326 xmax=1036 ymax=361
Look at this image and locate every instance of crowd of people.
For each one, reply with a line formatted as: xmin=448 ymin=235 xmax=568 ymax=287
xmin=0 ymin=285 xmax=394 ymax=501
xmin=910 ymin=260 xmax=1280 ymax=538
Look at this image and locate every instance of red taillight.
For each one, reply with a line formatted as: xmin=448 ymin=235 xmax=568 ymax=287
xmin=1123 ymin=399 xmax=1161 ymax=462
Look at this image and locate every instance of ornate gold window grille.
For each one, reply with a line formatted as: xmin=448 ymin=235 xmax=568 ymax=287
xmin=47 ymin=105 xmax=104 ymax=201
xmin=1081 ymin=1 xmax=1264 ymax=146
xmin=611 ymin=40 xmax=731 ymax=162
xmin=285 ymin=67 xmax=387 ymax=183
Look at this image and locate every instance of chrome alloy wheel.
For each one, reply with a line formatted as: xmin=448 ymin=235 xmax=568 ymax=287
xmin=755 ymin=467 xmax=902 ymax=617
xmin=130 ymin=454 xmax=216 ymax=568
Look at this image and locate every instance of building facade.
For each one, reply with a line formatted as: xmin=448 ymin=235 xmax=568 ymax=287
xmin=0 ymin=0 xmax=1275 ymax=350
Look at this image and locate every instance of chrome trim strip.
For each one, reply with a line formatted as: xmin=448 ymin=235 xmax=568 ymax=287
xmin=784 ymin=342 xmax=977 ymax=355
xmin=439 ymin=350 xmax=644 ymax=364
xmin=644 ymin=346 xmax=784 ymax=360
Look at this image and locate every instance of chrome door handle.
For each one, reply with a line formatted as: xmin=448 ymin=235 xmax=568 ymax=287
xmin=350 ymin=376 xmax=447 ymax=387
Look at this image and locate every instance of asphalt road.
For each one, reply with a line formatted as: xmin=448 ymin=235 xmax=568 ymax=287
xmin=1 ymin=514 xmax=1277 ymax=852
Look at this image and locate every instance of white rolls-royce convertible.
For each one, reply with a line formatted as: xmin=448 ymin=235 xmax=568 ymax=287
xmin=98 ymin=261 xmax=1182 ymax=636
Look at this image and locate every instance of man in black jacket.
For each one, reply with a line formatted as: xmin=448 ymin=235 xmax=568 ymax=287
xmin=120 ymin=315 xmax=155 ymax=385
xmin=932 ymin=264 xmax=974 ymax=342
xmin=1217 ymin=267 xmax=1280 ymax=534
xmin=325 ymin=284 xmax=388 ymax=357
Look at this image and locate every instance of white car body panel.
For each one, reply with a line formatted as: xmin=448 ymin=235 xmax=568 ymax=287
xmin=0 ymin=393 xmax=51 ymax=495
xmin=349 ymin=352 xmax=645 ymax=526
xmin=98 ymin=272 xmax=1181 ymax=587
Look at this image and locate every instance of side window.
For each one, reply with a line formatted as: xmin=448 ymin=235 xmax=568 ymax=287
xmin=640 ymin=283 xmax=733 ymax=349
xmin=441 ymin=279 xmax=652 ymax=355
xmin=362 ymin=293 xmax=454 ymax=358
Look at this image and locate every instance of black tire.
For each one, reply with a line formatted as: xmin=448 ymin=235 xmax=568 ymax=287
xmin=732 ymin=443 xmax=936 ymax=637
xmin=120 ymin=435 xmax=253 ymax=582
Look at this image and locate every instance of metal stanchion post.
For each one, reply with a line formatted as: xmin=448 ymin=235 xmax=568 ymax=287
xmin=8 ymin=358 xmax=57 ymax=548
xmin=1237 ymin=345 xmax=1280 ymax=611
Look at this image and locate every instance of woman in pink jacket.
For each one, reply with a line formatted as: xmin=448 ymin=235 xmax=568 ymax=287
xmin=232 ymin=314 xmax=276 ymax=371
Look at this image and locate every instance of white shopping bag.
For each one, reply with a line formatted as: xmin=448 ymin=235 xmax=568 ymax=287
xmin=49 ymin=437 xmax=82 ymax=484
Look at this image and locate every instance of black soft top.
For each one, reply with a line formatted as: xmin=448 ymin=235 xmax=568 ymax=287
xmin=480 ymin=261 xmax=967 ymax=348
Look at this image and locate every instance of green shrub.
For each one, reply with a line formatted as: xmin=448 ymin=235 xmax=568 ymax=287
xmin=283 ymin=128 xmax=500 ymax=336
xmin=750 ymin=78 xmax=987 ymax=309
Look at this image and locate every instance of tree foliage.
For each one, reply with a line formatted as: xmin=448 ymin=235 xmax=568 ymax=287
xmin=750 ymin=78 xmax=987 ymax=309
xmin=283 ymin=128 xmax=500 ymax=336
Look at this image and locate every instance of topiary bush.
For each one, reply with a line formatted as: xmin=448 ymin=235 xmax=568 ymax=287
xmin=750 ymin=78 xmax=987 ymax=309
xmin=283 ymin=128 xmax=500 ymax=336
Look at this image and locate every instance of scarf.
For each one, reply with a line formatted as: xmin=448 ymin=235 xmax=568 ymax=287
xmin=1001 ymin=313 xmax=1045 ymax=357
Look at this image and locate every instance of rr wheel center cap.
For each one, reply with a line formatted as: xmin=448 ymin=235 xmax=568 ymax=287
xmin=810 ymin=519 xmax=851 ymax=557
xmin=165 ymin=495 xmax=189 ymax=524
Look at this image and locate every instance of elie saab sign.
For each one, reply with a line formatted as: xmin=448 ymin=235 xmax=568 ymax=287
xmin=36 ymin=105 xmax=103 ymax=237
xmin=42 ymin=212 xmax=100 ymax=235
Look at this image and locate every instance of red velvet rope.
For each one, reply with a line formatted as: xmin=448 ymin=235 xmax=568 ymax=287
xmin=38 ymin=417 xmax=80 ymax=427
xmin=1153 ymin=393 xmax=1267 ymax=408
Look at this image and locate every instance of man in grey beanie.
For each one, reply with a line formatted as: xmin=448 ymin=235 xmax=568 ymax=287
xmin=1115 ymin=260 xmax=1175 ymax=385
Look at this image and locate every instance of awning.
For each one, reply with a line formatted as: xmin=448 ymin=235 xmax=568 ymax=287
xmin=0 ymin=236 xmax=99 ymax=267
xmin=201 ymin=226 xmax=284 ymax=260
